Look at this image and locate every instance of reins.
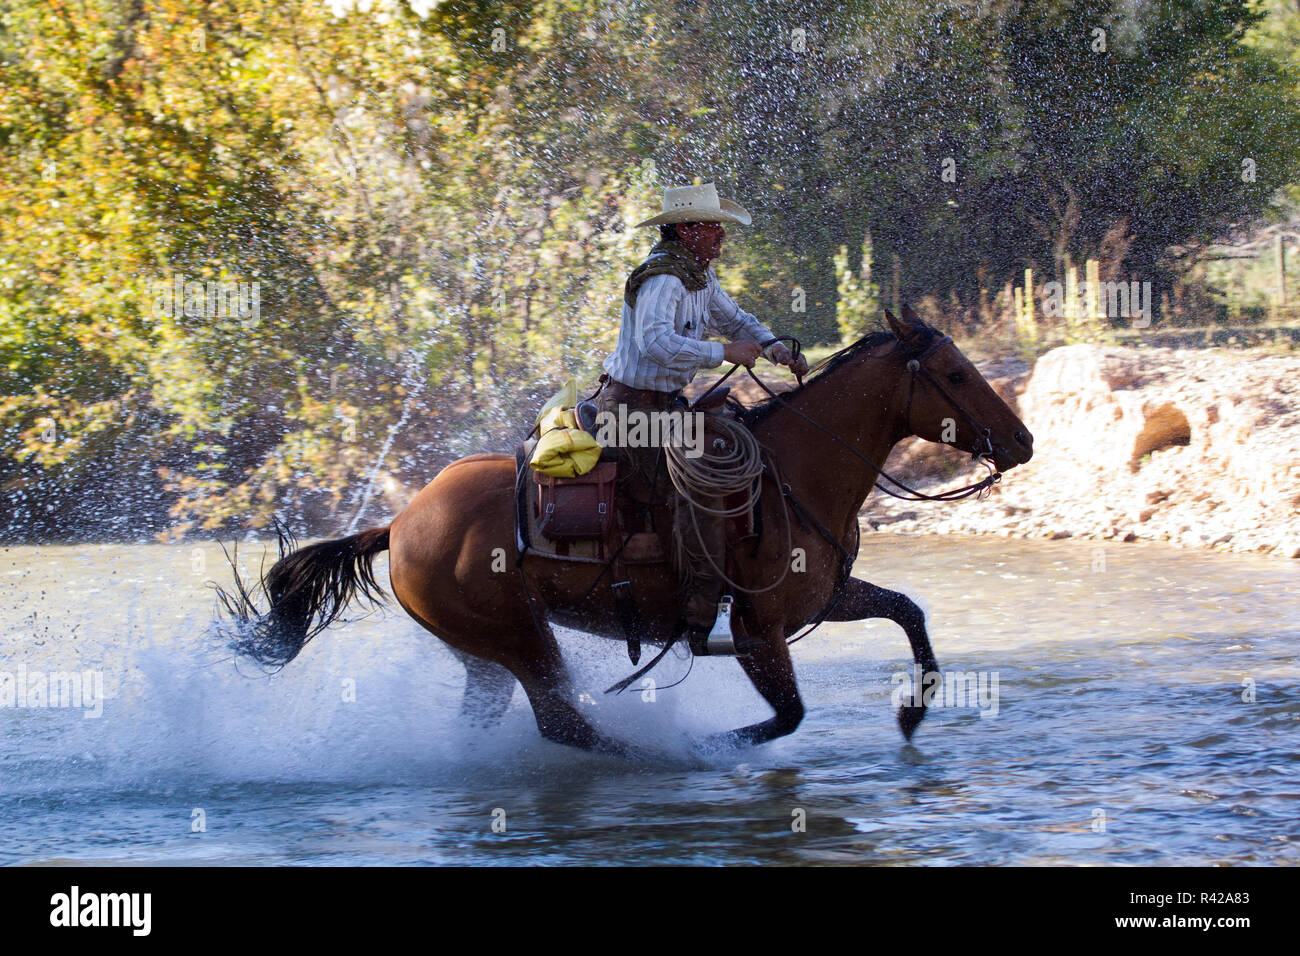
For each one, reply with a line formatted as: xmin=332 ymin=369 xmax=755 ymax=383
xmin=736 ymin=334 xmax=1001 ymax=503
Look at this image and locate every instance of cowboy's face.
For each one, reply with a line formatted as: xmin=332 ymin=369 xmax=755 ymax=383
xmin=676 ymin=221 xmax=726 ymax=264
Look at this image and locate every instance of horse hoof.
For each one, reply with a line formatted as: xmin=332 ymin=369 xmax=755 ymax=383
xmin=697 ymin=731 xmax=742 ymax=754
xmin=897 ymin=705 xmax=927 ymax=741
xmin=595 ymin=738 xmax=648 ymax=762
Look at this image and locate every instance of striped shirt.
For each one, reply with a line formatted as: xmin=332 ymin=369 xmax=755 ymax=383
xmin=603 ymin=270 xmax=778 ymax=392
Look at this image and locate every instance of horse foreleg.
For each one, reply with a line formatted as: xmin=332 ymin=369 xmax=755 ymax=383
xmin=825 ymin=576 xmax=938 ymax=740
xmin=708 ymin=633 xmax=805 ymax=749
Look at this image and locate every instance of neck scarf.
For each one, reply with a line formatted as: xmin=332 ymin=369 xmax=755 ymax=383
xmin=623 ymin=239 xmax=710 ymax=309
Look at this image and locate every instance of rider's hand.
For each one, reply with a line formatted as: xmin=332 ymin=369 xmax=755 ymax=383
xmin=723 ymin=340 xmax=763 ymax=367
xmin=768 ymin=343 xmax=810 ymax=377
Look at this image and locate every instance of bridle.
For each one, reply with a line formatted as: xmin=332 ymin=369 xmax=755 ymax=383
xmin=900 ymin=333 xmax=998 ymax=466
xmin=730 ymin=333 xmax=1002 ymax=503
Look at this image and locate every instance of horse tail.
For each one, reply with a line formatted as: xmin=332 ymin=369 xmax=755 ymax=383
xmin=215 ymin=519 xmax=391 ymax=669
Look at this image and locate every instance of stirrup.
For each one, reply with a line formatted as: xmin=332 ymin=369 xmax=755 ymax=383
xmin=687 ymin=595 xmax=739 ymax=656
xmin=707 ymin=595 xmax=737 ymax=654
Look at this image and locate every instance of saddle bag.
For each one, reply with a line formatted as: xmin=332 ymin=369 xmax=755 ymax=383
xmin=536 ymin=461 xmax=617 ymax=540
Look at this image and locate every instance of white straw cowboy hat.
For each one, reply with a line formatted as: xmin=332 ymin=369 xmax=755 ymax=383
xmin=633 ymin=182 xmax=753 ymax=228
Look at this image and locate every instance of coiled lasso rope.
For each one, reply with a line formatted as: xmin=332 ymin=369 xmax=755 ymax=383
xmin=664 ymin=415 xmax=793 ymax=594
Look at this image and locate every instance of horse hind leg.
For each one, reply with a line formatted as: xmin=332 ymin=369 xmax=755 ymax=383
xmin=505 ymin=619 xmax=639 ymax=758
xmin=825 ymin=577 xmax=938 ymax=740
xmin=449 ymin=648 xmax=517 ymax=728
xmin=403 ymin=590 xmax=635 ymax=757
xmin=436 ymin=606 xmax=638 ymax=758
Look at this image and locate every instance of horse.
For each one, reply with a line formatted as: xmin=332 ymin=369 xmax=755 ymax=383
xmin=215 ymin=306 xmax=1033 ymax=758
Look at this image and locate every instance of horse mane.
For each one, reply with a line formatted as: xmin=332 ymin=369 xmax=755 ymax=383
xmin=740 ymin=320 xmax=942 ymax=427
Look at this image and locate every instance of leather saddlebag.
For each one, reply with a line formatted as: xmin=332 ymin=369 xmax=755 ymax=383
xmin=536 ymin=461 xmax=617 ymax=540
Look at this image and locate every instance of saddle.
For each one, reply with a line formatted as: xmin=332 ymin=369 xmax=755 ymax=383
xmin=513 ymin=385 xmax=758 ymax=665
xmin=514 ymin=437 xmax=671 ymax=565
xmin=513 ymin=386 xmax=743 ymax=564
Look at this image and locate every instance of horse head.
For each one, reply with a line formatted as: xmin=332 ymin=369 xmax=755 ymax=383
xmin=885 ymin=305 xmax=1033 ymax=473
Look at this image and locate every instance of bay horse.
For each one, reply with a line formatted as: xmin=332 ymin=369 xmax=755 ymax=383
xmin=216 ymin=307 xmax=1032 ymax=757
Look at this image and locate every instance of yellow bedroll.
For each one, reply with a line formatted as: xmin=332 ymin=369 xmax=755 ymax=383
xmin=529 ymin=380 xmax=601 ymax=478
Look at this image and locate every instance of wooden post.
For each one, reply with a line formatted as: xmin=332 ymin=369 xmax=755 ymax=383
xmin=892 ymin=254 xmax=901 ymax=316
xmin=1276 ymin=234 xmax=1287 ymax=319
xmin=1015 ymin=268 xmax=1038 ymax=355
xmin=1012 ymin=284 xmax=1023 ymax=349
xmin=1023 ymin=267 xmax=1035 ymax=345
xmin=1065 ymin=259 xmax=1079 ymax=340
xmin=1086 ymin=257 xmax=1101 ymax=323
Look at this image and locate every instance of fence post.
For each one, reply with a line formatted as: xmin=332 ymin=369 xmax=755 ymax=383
xmin=1015 ymin=268 xmax=1038 ymax=356
xmin=1024 ymin=267 xmax=1034 ymax=327
xmin=1065 ymin=259 xmax=1080 ymax=341
xmin=1276 ymin=234 xmax=1287 ymax=320
xmin=892 ymin=254 xmax=901 ymax=316
xmin=1086 ymin=257 xmax=1101 ymax=323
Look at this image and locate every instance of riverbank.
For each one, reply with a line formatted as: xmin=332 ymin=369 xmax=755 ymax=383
xmin=842 ymin=344 xmax=1300 ymax=559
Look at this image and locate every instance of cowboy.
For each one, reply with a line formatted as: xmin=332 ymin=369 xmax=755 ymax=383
xmin=597 ymin=182 xmax=809 ymax=648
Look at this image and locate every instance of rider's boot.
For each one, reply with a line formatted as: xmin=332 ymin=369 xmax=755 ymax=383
xmin=677 ymin=514 xmax=758 ymax=656
xmin=675 ymin=491 xmax=732 ymax=654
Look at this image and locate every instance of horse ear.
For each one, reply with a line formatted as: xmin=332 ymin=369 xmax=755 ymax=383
xmin=901 ymin=302 xmax=925 ymax=328
xmin=883 ymin=309 xmax=909 ymax=339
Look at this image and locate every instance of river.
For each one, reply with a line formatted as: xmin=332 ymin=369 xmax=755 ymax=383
xmin=1 ymin=535 xmax=1296 ymax=865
